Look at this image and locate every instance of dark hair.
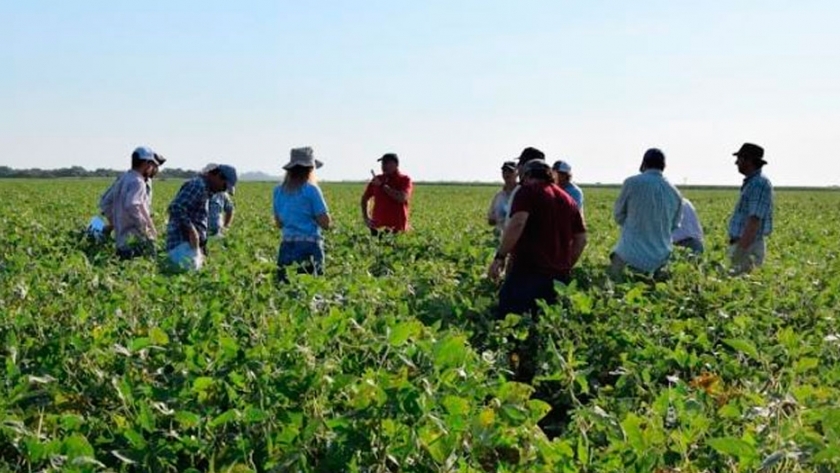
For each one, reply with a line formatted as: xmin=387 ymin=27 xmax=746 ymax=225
xmin=282 ymin=165 xmax=314 ymax=191
xmin=131 ymin=151 xmax=148 ymax=170
xmin=642 ymin=148 xmax=666 ymax=171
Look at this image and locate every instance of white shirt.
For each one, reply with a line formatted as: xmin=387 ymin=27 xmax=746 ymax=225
xmin=672 ymin=198 xmax=704 ymax=243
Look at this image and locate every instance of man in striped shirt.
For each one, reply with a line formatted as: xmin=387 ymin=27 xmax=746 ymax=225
xmin=610 ymin=148 xmax=683 ymax=279
xmin=727 ymin=143 xmax=773 ymax=274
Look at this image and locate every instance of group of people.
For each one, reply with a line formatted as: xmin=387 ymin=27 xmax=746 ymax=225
xmin=93 ymin=141 xmax=773 ymax=290
xmin=91 ymin=145 xmax=414 ymax=276
xmin=485 ymin=142 xmax=773 ymax=316
xmin=92 ymin=146 xmax=238 ymax=269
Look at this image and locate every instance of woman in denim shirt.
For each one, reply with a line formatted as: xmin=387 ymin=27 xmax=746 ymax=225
xmin=273 ymin=147 xmax=331 ymax=280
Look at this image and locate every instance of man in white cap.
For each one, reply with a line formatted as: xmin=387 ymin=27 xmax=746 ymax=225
xmin=105 ymin=146 xmax=161 ymax=259
xmin=165 ymin=163 xmax=237 ymax=268
xmin=97 ymin=148 xmax=165 ymax=239
xmin=552 ymin=160 xmax=584 ymax=211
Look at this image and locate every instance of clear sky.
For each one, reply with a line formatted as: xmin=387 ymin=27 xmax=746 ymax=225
xmin=2 ymin=1 xmax=838 ymax=186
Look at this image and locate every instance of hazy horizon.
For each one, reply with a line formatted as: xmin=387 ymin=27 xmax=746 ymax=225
xmin=2 ymin=2 xmax=838 ymax=187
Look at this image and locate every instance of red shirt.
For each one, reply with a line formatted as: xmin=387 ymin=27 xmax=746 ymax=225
xmin=363 ymin=171 xmax=413 ymax=231
xmin=509 ymin=182 xmax=586 ymax=278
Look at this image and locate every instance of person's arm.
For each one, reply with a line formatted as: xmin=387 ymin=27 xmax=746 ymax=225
xmin=169 ymin=181 xmax=201 ymax=249
xmin=124 ymin=179 xmax=156 ymax=239
xmin=488 ymin=211 xmax=528 ymax=281
xmin=613 ymin=182 xmax=630 ymax=225
xmin=487 ymin=193 xmax=500 ymax=226
xmin=737 ymin=216 xmax=761 ymax=250
xmin=570 ymin=232 xmax=587 ymax=267
xmin=316 ymin=213 xmax=331 ymax=230
xmin=223 ymin=208 xmax=234 ymax=229
xmin=381 ymin=184 xmax=409 ymax=203
xmin=360 ymin=185 xmax=374 ymax=228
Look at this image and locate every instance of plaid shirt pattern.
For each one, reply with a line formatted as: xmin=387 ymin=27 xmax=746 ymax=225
xmin=728 ymin=171 xmax=773 ymax=239
xmin=166 ymin=177 xmax=211 ymax=251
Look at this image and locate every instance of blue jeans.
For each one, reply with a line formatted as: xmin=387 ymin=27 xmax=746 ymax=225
xmin=497 ymin=271 xmax=568 ymax=318
xmin=277 ymin=240 xmax=324 ymax=281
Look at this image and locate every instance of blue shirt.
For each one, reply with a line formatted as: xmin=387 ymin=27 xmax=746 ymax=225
xmin=562 ymin=182 xmax=584 ymax=211
xmin=728 ymin=170 xmax=773 ymax=239
xmin=272 ymin=182 xmax=329 ymax=240
xmin=613 ymin=169 xmax=683 ymax=272
xmin=208 ymin=192 xmax=234 ymax=235
xmin=166 ymin=176 xmax=212 ymax=251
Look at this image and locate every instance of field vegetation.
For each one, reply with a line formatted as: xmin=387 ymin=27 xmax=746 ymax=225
xmin=1 ymin=179 xmax=839 ymax=472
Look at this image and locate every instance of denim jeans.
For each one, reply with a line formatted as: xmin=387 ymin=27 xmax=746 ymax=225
xmin=277 ymin=240 xmax=324 ymax=281
xmin=497 ymin=271 xmax=568 ymax=318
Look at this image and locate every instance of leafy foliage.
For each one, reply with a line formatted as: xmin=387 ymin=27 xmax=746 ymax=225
xmin=1 ymin=179 xmax=839 ymax=472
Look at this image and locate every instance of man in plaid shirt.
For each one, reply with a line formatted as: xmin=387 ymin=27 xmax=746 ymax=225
xmin=727 ymin=143 xmax=773 ymax=274
xmin=166 ymin=164 xmax=238 ymax=255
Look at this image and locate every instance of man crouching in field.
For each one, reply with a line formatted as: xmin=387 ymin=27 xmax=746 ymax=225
xmin=488 ymin=158 xmax=587 ymax=382
xmin=103 ymin=146 xmax=161 ymax=259
xmin=165 ymin=164 xmax=237 ymax=270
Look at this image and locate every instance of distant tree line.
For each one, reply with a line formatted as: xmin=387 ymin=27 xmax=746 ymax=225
xmin=0 ymin=166 xmax=199 ymax=179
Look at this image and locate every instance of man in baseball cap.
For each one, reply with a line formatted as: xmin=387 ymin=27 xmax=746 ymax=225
xmin=552 ymin=160 xmax=584 ymax=211
xmin=361 ymin=152 xmax=413 ymax=234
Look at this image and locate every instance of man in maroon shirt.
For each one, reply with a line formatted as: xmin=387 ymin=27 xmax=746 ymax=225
xmin=361 ymin=153 xmax=413 ymax=235
xmin=488 ymin=158 xmax=587 ymax=382
xmin=488 ymin=159 xmax=588 ymax=315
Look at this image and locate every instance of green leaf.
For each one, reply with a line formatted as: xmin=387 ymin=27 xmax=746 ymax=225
xmin=793 ymin=357 xmax=819 ymax=373
xmin=389 ymin=320 xmax=422 ymax=346
xmin=209 ymin=409 xmax=239 ymax=428
xmin=175 ymin=411 xmax=201 ymax=428
xmin=192 ymin=376 xmax=215 ymax=392
xmin=433 ymin=334 xmax=469 ymax=369
xmin=723 ymin=338 xmax=760 ymax=361
xmin=148 ymin=327 xmax=169 ymax=346
xmin=129 ymin=337 xmax=151 ymax=352
xmin=621 ymin=413 xmax=645 ymax=451
xmin=707 ymin=437 xmax=758 ymax=459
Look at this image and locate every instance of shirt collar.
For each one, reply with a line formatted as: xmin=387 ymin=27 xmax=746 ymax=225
xmin=742 ymin=169 xmax=762 ymax=186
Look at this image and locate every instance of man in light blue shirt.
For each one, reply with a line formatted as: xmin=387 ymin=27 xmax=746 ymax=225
xmin=552 ymin=160 xmax=584 ymax=211
xmin=727 ymin=142 xmax=773 ymax=274
xmin=610 ymin=148 xmax=682 ymax=278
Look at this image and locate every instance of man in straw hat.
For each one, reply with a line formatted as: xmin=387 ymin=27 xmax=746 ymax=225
xmin=273 ymin=147 xmax=331 ymax=280
xmin=727 ymin=142 xmax=773 ymax=274
xmin=361 ymin=152 xmax=413 ymax=235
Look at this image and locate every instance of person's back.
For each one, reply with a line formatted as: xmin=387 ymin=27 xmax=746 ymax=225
xmin=112 ymin=170 xmax=153 ymax=250
xmin=613 ymin=149 xmax=682 ymax=273
xmin=273 ymin=182 xmax=327 ymax=239
xmin=511 ymin=181 xmax=584 ymax=279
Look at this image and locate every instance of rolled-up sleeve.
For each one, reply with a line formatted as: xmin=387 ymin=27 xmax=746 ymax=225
xmin=169 ymin=181 xmax=201 ymax=232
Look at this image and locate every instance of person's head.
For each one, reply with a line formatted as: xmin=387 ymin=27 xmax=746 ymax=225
xmin=501 ymin=161 xmax=517 ymax=186
xmin=131 ymin=146 xmax=159 ymax=178
xmin=378 ymin=153 xmax=399 ymax=175
xmin=205 ymin=164 xmax=238 ymax=194
xmin=515 ymin=147 xmax=545 ymax=182
xmin=148 ymin=153 xmax=166 ymax=179
xmin=552 ymin=160 xmax=572 ymax=186
xmin=733 ymin=143 xmax=766 ymax=175
xmin=640 ymin=148 xmax=666 ymax=172
xmin=521 ymin=159 xmax=553 ymax=184
xmin=282 ymin=147 xmax=323 ymax=189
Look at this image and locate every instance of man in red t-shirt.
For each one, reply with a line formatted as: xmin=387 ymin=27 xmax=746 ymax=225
xmin=361 ymin=153 xmax=413 ymax=234
xmin=488 ymin=159 xmax=587 ymax=315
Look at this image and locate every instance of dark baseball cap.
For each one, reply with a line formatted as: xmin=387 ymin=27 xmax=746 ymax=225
xmin=377 ymin=153 xmax=399 ymax=164
xmin=517 ymin=147 xmax=545 ymax=164
xmin=733 ymin=143 xmax=766 ymax=164
xmin=501 ymin=161 xmax=517 ymax=172
xmin=522 ymin=159 xmax=552 ymax=176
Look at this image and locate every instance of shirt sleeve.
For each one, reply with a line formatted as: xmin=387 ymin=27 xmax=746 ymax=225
xmin=396 ymin=175 xmax=413 ymax=196
xmin=747 ymin=181 xmax=772 ymax=220
xmin=223 ymin=193 xmax=234 ymax=212
xmin=571 ymin=206 xmax=586 ymax=234
xmin=509 ymin=185 xmax=533 ymax=216
xmin=99 ymin=180 xmax=117 ymax=219
xmin=168 ymin=180 xmax=200 ymax=230
xmin=362 ymin=182 xmax=375 ymax=199
xmin=309 ymin=184 xmax=329 ymax=216
xmin=613 ymin=180 xmax=631 ymax=225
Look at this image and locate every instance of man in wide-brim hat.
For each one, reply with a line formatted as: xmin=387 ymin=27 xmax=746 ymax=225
xmin=727 ymin=142 xmax=773 ymax=274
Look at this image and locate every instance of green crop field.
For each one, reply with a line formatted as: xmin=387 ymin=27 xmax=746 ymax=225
xmin=2 ymin=179 xmax=840 ymax=472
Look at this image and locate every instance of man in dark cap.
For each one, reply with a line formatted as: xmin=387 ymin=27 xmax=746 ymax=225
xmin=165 ymin=163 xmax=237 ymax=269
xmin=610 ymin=148 xmax=683 ymax=279
xmin=361 ymin=153 xmax=413 ymax=234
xmin=488 ymin=158 xmax=587 ymax=382
xmin=727 ymin=142 xmax=773 ymax=274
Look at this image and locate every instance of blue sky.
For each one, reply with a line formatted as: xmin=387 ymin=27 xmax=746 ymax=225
xmin=2 ymin=1 xmax=838 ymax=185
